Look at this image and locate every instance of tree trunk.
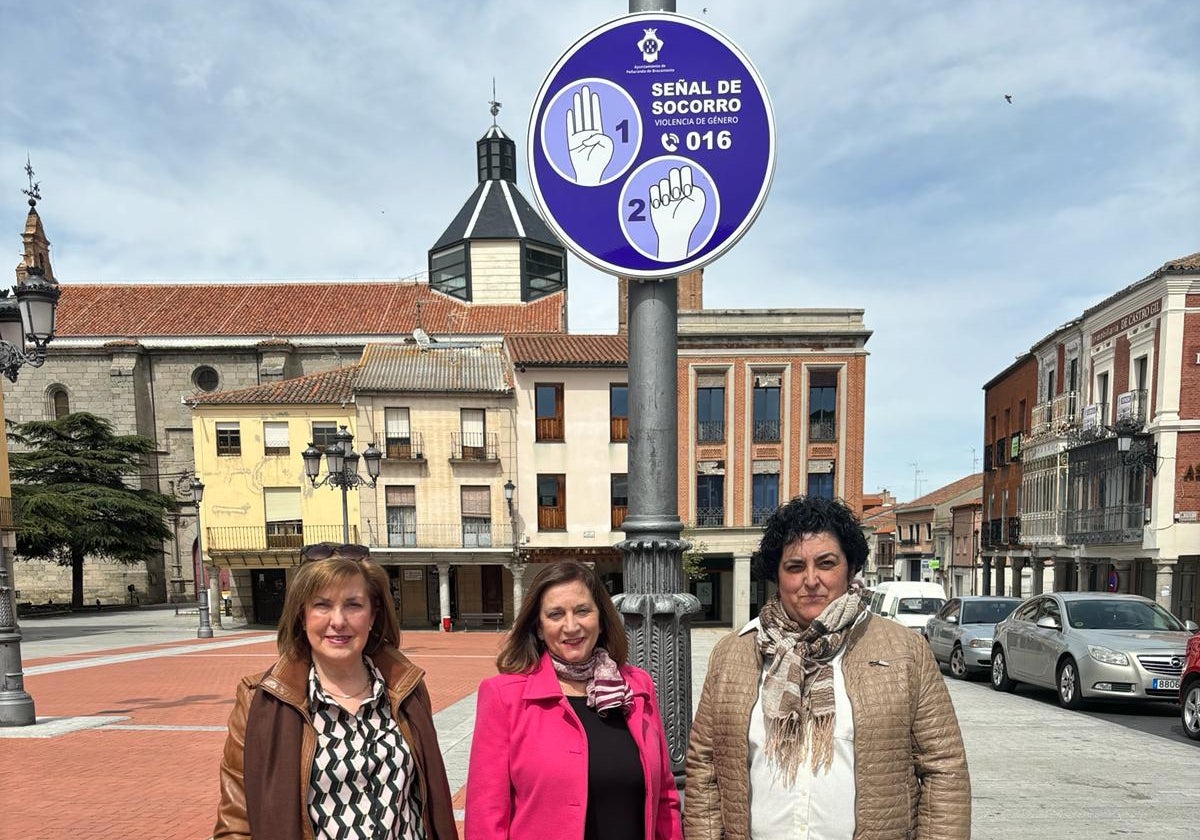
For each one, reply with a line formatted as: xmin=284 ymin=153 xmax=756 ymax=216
xmin=71 ymin=547 xmax=85 ymax=609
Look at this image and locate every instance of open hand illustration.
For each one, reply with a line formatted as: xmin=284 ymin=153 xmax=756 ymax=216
xmin=566 ymin=85 xmax=614 ymax=186
xmin=649 ymin=165 xmax=706 ymax=261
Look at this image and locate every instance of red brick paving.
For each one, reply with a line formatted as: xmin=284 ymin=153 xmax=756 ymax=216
xmin=11 ymin=631 xmax=505 ymax=839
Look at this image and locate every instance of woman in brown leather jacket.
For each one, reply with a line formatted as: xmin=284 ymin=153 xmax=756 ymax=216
xmin=685 ymin=497 xmax=971 ymax=840
xmin=214 ymin=543 xmax=457 ymax=840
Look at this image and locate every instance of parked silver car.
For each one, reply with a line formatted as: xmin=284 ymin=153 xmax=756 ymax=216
xmin=926 ymin=596 xmax=1021 ymax=679
xmin=990 ymin=592 xmax=1199 ymax=709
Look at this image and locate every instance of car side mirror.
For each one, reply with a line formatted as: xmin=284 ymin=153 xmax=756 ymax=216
xmin=947 ymin=615 xmax=958 ymax=625
xmin=1036 ymin=615 xmax=1061 ymax=631
xmin=1186 ymin=620 xmax=1199 ymax=633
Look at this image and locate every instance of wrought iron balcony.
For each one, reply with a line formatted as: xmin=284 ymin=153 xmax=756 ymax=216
xmin=809 ymin=418 xmax=836 ymax=442
xmin=207 ymin=524 xmax=356 ymax=552
xmin=752 ymin=419 xmax=781 ymax=442
xmin=697 ymin=421 xmax=725 ymax=443
xmin=381 ymin=522 xmax=514 ymax=549
xmin=385 ymin=432 xmax=425 ymax=461
xmin=1065 ymin=504 xmax=1144 ymax=545
xmin=696 ymin=506 xmax=725 ymax=527
xmin=450 ymin=432 xmax=499 ymax=462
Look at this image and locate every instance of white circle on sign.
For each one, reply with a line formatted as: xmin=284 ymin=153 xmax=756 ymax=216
xmin=618 ymin=156 xmax=720 ymax=262
xmin=539 ymin=78 xmax=642 ymax=187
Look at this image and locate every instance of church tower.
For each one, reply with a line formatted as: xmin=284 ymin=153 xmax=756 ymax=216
xmin=428 ymin=101 xmax=567 ymax=307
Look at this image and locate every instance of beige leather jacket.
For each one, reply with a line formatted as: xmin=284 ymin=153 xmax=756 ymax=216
xmin=685 ymin=613 xmax=971 ymax=840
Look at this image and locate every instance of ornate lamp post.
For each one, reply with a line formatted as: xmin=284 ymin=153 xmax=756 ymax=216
xmin=0 ymin=170 xmax=62 ymax=726
xmin=190 ymin=477 xmax=213 ymax=639
xmin=1115 ymin=430 xmax=1159 ymax=475
xmin=302 ymin=425 xmax=382 ymax=543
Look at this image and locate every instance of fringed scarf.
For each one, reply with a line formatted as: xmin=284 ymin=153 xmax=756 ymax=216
xmin=549 ymin=647 xmax=633 ymax=715
xmin=755 ymin=584 xmax=868 ymax=783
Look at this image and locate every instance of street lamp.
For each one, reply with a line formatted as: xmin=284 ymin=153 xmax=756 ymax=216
xmin=191 ymin=477 xmax=213 ymax=639
xmin=1115 ymin=431 xmax=1159 ymax=475
xmin=303 ymin=425 xmax=382 ymax=543
xmin=503 ymin=479 xmax=515 ymax=514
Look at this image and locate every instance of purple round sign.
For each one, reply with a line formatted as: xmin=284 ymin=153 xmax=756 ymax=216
xmin=528 ymin=13 xmax=775 ymax=278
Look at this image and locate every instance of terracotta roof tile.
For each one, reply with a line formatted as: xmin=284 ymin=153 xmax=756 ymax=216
xmin=895 ymin=473 xmax=983 ymax=511
xmin=862 ymin=507 xmax=896 ymax=533
xmin=506 ymin=334 xmax=628 ymax=367
xmin=189 ymin=365 xmax=359 ymax=406
xmin=357 ymin=343 xmax=512 ymax=393
xmin=1162 ymin=251 xmax=1200 ymax=271
xmin=53 ymin=282 xmax=565 ymax=338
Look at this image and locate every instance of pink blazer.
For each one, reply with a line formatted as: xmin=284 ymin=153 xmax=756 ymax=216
xmin=465 ymin=651 xmax=682 ymax=840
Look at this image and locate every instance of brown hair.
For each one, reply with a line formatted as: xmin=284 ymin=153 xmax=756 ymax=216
xmin=496 ymin=560 xmax=627 ymax=674
xmin=277 ymin=548 xmax=400 ymax=661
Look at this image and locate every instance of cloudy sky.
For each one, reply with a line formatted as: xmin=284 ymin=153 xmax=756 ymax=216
xmin=4 ymin=0 xmax=1197 ymax=501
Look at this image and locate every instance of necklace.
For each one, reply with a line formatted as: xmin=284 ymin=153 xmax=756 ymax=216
xmin=316 ymin=668 xmax=372 ymax=699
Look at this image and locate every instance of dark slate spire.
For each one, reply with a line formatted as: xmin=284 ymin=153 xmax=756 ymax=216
xmin=477 ymin=124 xmax=517 ymax=183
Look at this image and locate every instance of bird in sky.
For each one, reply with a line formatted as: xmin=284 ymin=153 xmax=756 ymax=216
xmin=1004 ymin=94 xmax=1013 ymax=104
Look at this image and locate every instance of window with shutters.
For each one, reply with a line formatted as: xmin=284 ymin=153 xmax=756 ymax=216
xmin=459 ymin=409 xmax=487 ymax=460
xmin=216 ymin=422 xmax=241 ymax=456
xmin=537 ymin=474 xmax=566 ymax=531
xmin=752 ymin=373 xmax=781 ymax=442
xmin=264 ymin=487 xmax=303 ymax=548
xmin=385 ymin=408 xmax=415 ymax=459
xmin=461 ymin=486 xmax=492 ymax=547
xmin=386 ymin=486 xmax=417 ymax=547
xmin=263 ymin=421 xmax=290 ymax=457
xmin=808 ymin=369 xmax=838 ymax=441
xmin=535 ymin=384 xmax=564 ymax=442
xmin=611 ymin=473 xmax=628 ymax=531
xmin=610 ymin=384 xmax=629 ymax=442
xmin=696 ymin=380 xmax=725 ymax=443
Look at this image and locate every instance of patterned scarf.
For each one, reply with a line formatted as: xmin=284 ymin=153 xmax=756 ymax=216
xmin=755 ymin=583 xmax=868 ymax=783
xmin=549 ymin=647 xmax=633 ymax=715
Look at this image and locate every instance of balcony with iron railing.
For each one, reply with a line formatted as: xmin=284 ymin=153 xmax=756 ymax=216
xmin=450 ymin=432 xmax=499 ymax=462
xmin=381 ymin=521 xmax=514 ymax=549
xmin=697 ymin=421 xmax=724 ymax=443
xmin=1021 ymin=510 xmax=1066 ymax=546
xmin=752 ymin=419 xmax=781 ymax=443
xmin=385 ymin=432 xmax=425 ymax=461
xmin=1112 ymin=389 xmax=1149 ymax=432
xmin=809 ymin=418 xmax=836 ymax=442
xmin=696 ymin=506 xmax=725 ymax=527
xmin=1031 ymin=391 xmax=1080 ymax=440
xmin=1065 ymin=504 xmax=1144 ymax=545
xmin=1006 ymin=516 xmax=1021 ymax=545
xmin=751 ymin=505 xmax=774 ymax=526
xmin=207 ymin=524 xmax=357 ymax=552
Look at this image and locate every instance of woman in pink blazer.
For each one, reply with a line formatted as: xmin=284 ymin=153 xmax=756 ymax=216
xmin=465 ymin=560 xmax=681 ymax=840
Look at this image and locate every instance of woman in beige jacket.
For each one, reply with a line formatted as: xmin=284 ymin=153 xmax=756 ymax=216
xmin=685 ymin=496 xmax=971 ymax=840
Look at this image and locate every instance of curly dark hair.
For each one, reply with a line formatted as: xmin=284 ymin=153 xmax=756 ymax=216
xmin=751 ymin=495 xmax=869 ymax=583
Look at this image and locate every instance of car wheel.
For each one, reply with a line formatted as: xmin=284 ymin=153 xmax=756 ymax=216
xmin=949 ymin=645 xmax=969 ymax=680
xmin=1057 ymin=657 xmax=1084 ymax=710
xmin=1182 ymin=682 xmax=1200 ymax=741
xmin=991 ymin=647 xmax=1015 ymax=692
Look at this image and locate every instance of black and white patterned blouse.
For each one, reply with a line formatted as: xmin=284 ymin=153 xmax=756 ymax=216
xmin=306 ymin=657 xmax=425 ymax=840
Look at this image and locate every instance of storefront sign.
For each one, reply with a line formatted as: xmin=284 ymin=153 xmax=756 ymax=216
xmin=1091 ymin=299 xmax=1161 ymax=344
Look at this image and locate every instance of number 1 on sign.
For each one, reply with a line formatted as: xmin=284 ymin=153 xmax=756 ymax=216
xmin=616 ymin=119 xmax=629 ymax=143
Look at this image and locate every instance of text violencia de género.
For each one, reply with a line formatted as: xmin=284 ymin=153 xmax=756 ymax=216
xmin=650 ymin=79 xmax=742 ymax=115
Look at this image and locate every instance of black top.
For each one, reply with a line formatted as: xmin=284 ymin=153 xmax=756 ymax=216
xmin=567 ymin=695 xmax=646 ymax=840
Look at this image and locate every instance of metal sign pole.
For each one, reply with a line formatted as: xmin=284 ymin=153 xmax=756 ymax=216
xmin=611 ymin=0 xmax=699 ymax=782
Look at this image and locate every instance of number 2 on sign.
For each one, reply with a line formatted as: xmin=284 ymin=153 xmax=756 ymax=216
xmin=627 ymin=199 xmax=646 ymax=222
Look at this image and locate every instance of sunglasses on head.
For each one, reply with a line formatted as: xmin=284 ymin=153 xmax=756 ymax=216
xmin=301 ymin=542 xmax=371 ymax=562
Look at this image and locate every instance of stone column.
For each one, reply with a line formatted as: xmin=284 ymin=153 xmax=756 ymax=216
xmin=732 ymin=554 xmax=752 ymax=630
xmin=1030 ymin=558 xmax=1045 ymax=595
xmin=993 ymin=558 xmax=1006 ymax=597
xmin=1077 ymin=560 xmax=1092 ymax=592
xmin=1010 ymin=558 xmax=1023 ymax=599
xmin=980 ymin=557 xmax=992 ymax=596
xmin=509 ymin=561 xmax=526 ymax=612
xmin=437 ymin=562 xmax=452 ymax=630
xmin=1154 ymin=560 xmax=1176 ymax=612
xmin=208 ymin=570 xmax=223 ymax=628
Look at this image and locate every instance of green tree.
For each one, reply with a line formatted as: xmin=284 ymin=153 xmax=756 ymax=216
xmin=8 ymin=412 xmax=176 ymax=609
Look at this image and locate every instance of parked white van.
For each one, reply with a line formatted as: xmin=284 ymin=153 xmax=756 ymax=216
xmin=868 ymin=581 xmax=948 ymax=632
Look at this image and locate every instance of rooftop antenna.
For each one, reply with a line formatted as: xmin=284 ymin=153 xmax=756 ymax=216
xmin=909 ymin=462 xmax=924 ymax=500
xmin=970 ymin=447 xmax=979 ymax=473
xmin=21 ymin=155 xmax=41 ymax=207
xmin=489 ymin=78 xmax=501 ymax=126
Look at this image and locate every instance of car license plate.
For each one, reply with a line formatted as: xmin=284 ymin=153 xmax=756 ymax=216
xmin=1151 ymin=678 xmax=1180 ymax=691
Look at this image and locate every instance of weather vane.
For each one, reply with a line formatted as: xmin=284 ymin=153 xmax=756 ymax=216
xmin=489 ymin=78 xmax=501 ymax=125
xmin=21 ymin=155 xmax=41 ymax=207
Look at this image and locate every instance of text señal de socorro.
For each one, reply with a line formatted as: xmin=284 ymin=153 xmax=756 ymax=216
xmin=650 ymin=79 xmax=743 ymax=115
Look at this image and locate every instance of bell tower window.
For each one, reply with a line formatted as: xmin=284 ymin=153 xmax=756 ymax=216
xmin=522 ymin=243 xmax=566 ymax=302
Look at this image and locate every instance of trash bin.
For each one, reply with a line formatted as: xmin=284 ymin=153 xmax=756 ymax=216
xmin=441 ymin=616 xmax=452 ymax=632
